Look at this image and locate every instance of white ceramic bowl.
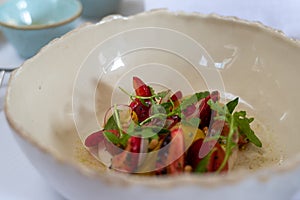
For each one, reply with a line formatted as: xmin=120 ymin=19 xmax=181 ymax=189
xmin=5 ymin=10 xmax=300 ymax=200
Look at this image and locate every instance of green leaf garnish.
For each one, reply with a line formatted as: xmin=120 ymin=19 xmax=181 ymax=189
xmin=160 ymin=102 xmax=173 ymax=113
xmin=195 ymin=91 xmax=210 ymax=101
xmin=181 ymin=91 xmax=209 ymax=110
xmin=103 ymin=131 xmax=119 ymax=145
xmin=104 ymin=115 xmax=119 ymax=130
xmin=233 ymin=111 xmax=262 ymax=147
xmin=148 ymin=85 xmax=155 ymax=96
xmin=156 ymin=90 xmax=171 ymax=99
xmin=207 ymin=99 xmax=227 ymax=116
xmin=226 ymin=97 xmax=239 ymax=114
xmin=119 ymin=134 xmax=130 ymax=147
xmin=207 ymin=99 xmax=262 ymax=172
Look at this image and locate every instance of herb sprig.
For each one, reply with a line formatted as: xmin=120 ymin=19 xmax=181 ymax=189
xmin=207 ymin=97 xmax=262 ymax=172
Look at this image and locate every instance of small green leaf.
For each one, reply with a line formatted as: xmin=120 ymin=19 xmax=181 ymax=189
xmin=207 ymin=99 xmax=227 ymax=116
xmin=103 ymin=131 xmax=119 ymax=144
xmin=248 ymin=117 xmax=254 ymax=123
xmin=104 ymin=115 xmax=118 ymax=130
xmin=226 ymin=97 xmax=239 ymax=114
xmin=234 ymin=111 xmax=262 ymax=147
xmin=161 ymin=102 xmax=173 ymax=113
xmin=127 ymin=121 xmax=136 ymax=135
xmin=148 ymin=85 xmax=155 ymax=96
xmin=139 ymin=98 xmax=148 ymax=106
xmin=119 ymin=134 xmax=130 ymax=147
xmin=195 ymin=91 xmax=210 ymax=101
xmin=156 ymin=90 xmax=171 ymax=99
xmin=179 ymin=94 xmax=198 ymax=110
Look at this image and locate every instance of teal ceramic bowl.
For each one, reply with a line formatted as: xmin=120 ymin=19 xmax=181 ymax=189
xmin=0 ymin=0 xmax=82 ymax=58
xmin=80 ymin=0 xmax=120 ymax=19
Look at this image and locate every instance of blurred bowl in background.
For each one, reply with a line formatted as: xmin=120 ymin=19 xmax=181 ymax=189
xmin=0 ymin=0 xmax=82 ymax=58
xmin=80 ymin=0 xmax=120 ymax=19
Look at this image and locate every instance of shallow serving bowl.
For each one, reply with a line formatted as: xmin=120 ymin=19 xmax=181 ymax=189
xmin=4 ymin=10 xmax=300 ymax=200
xmin=0 ymin=0 xmax=82 ymax=58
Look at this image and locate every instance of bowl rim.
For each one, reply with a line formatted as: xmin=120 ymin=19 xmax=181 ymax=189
xmin=0 ymin=0 xmax=82 ymax=30
xmin=4 ymin=9 xmax=300 ymax=188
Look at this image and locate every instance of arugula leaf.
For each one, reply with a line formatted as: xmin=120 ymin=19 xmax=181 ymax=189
xmin=103 ymin=107 xmax=132 ymax=147
xmin=233 ymin=111 xmax=262 ymax=147
xmin=226 ymin=97 xmax=239 ymax=114
xmin=208 ymin=100 xmax=261 ymax=147
xmin=130 ymin=126 xmax=168 ymax=138
xmin=104 ymin=115 xmax=119 ymax=130
xmin=139 ymin=98 xmax=148 ymax=106
xmin=161 ymin=102 xmax=173 ymax=113
xmin=103 ymin=131 xmax=119 ymax=145
xmin=207 ymin=98 xmax=262 ymax=172
xmin=127 ymin=121 xmax=136 ymax=134
xmin=181 ymin=91 xmax=209 ymax=110
xmin=148 ymin=85 xmax=155 ymax=96
xmin=207 ymin=99 xmax=227 ymax=116
xmin=156 ymin=90 xmax=171 ymax=99
xmin=119 ymin=134 xmax=130 ymax=147
xmin=195 ymin=91 xmax=210 ymax=101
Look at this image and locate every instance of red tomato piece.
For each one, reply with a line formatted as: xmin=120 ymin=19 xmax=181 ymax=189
xmin=133 ymin=76 xmax=152 ymax=97
xmin=85 ymin=130 xmax=104 ymax=147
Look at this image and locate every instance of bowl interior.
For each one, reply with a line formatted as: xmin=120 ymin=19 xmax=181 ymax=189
xmin=5 ymin=11 xmax=300 ymax=180
xmin=0 ymin=0 xmax=81 ymax=27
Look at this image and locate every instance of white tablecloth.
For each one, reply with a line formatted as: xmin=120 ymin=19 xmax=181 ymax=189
xmin=1 ymin=0 xmax=300 ymax=199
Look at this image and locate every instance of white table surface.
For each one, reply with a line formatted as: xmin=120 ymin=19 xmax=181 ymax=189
xmin=1 ymin=0 xmax=300 ymax=199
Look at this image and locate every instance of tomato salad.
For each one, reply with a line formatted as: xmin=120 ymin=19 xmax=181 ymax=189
xmin=85 ymin=77 xmax=262 ymax=174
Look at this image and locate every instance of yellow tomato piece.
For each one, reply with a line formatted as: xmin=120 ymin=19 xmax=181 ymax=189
xmin=131 ymin=111 xmax=138 ymax=123
xmin=181 ymin=124 xmax=205 ymax=148
xmin=194 ymin=128 xmax=205 ymax=142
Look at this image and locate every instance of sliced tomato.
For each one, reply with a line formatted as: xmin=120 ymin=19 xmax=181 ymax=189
xmin=187 ymin=138 xmax=228 ymax=173
xmin=111 ymin=136 xmax=141 ymax=173
xmin=170 ymin=90 xmax=183 ymax=108
xmin=133 ymin=76 xmax=152 ymax=97
xmin=206 ymin=143 xmax=228 ymax=172
xmin=166 ymin=127 xmax=185 ymax=174
xmin=155 ymin=134 xmax=171 ymax=175
xmin=199 ymin=91 xmax=219 ymax=129
xmin=85 ymin=130 xmax=105 ymax=147
xmin=186 ymin=138 xmax=204 ymax=170
xmin=170 ymin=91 xmax=183 ymax=102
